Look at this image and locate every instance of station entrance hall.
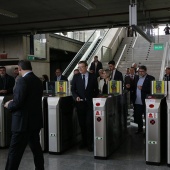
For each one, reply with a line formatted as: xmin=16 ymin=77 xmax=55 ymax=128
xmin=1 ymin=0 xmax=170 ymax=170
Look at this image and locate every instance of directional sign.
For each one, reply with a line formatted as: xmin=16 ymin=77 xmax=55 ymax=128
xmin=154 ymin=44 xmax=164 ymax=51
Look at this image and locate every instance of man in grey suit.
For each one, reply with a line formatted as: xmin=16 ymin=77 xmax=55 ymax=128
xmin=71 ymin=61 xmax=99 ymax=152
xmin=4 ymin=60 xmax=44 ymax=170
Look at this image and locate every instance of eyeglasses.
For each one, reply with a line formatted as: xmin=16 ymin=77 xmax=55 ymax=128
xmin=138 ymin=70 xmax=145 ymax=72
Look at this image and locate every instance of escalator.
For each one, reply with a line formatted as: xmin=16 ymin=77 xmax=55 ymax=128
xmin=63 ymin=29 xmax=109 ymax=79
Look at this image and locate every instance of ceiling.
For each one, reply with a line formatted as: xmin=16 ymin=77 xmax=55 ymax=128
xmin=0 ymin=0 xmax=170 ymax=35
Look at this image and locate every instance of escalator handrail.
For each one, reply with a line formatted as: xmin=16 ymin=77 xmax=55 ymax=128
xmin=87 ymin=29 xmax=110 ymax=65
xmin=63 ymin=30 xmax=97 ymax=75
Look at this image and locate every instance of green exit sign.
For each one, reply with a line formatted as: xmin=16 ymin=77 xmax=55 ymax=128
xmin=27 ymin=55 xmax=35 ymax=60
xmin=154 ymin=44 xmax=164 ymax=51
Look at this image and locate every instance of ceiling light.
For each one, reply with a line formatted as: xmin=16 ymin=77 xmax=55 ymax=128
xmin=0 ymin=9 xmax=18 ymax=18
xmin=75 ymin=0 xmax=96 ymax=10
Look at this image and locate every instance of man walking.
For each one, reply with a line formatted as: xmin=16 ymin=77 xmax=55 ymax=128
xmin=4 ymin=60 xmax=44 ymax=170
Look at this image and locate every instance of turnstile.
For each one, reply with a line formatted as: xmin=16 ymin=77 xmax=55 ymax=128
xmin=40 ymin=96 xmax=49 ymax=152
xmin=0 ymin=95 xmax=13 ymax=147
xmin=145 ymin=94 xmax=166 ymax=165
xmin=93 ymin=93 xmax=128 ymax=159
xmin=166 ymin=95 xmax=170 ymax=166
xmin=48 ymin=94 xmax=81 ymax=154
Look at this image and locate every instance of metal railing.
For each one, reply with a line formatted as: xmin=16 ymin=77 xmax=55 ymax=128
xmin=115 ymin=44 xmax=127 ymax=68
xmin=132 ymin=34 xmax=138 ymax=61
xmin=87 ymin=29 xmax=110 ymax=65
xmin=63 ymin=30 xmax=97 ymax=76
xmin=159 ymin=42 xmax=169 ymax=80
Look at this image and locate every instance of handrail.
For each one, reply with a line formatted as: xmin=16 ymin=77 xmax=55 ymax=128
xmin=132 ymin=35 xmax=138 ymax=62
xmin=115 ymin=44 xmax=127 ymax=68
xmin=87 ymin=29 xmax=110 ymax=65
xmin=159 ymin=42 xmax=168 ymax=80
xmin=110 ymin=28 xmax=124 ymax=49
xmin=132 ymin=34 xmax=138 ymax=48
xmin=63 ymin=29 xmax=97 ymax=75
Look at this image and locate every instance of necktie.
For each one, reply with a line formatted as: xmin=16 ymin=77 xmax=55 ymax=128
xmin=83 ymin=75 xmax=85 ymax=89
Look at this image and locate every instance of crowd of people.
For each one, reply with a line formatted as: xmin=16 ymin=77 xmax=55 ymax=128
xmin=0 ymin=57 xmax=167 ymax=169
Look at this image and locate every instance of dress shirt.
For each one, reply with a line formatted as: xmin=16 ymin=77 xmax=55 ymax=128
xmin=111 ymin=69 xmax=116 ymax=80
xmin=81 ymin=72 xmax=88 ymax=89
xmin=23 ymin=71 xmax=32 ymax=77
xmin=57 ymin=75 xmax=61 ymax=81
xmin=135 ymin=75 xmax=146 ymax=105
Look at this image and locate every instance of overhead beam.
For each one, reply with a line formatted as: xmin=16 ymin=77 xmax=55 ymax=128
xmin=132 ymin=25 xmax=154 ymax=43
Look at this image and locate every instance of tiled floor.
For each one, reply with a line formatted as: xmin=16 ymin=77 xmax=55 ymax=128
xmin=0 ymin=125 xmax=169 ymax=170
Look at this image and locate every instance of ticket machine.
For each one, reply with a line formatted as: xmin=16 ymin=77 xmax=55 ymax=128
xmin=145 ymin=81 xmax=167 ymax=165
xmin=93 ymin=81 xmax=128 ymax=159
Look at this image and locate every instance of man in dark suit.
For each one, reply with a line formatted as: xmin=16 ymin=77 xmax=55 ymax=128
xmin=54 ymin=68 xmax=68 ymax=81
xmin=0 ymin=66 xmax=15 ymax=96
xmin=124 ymin=67 xmax=136 ymax=105
xmin=108 ymin=60 xmax=123 ymax=82
xmin=134 ymin=65 xmax=155 ymax=134
xmin=71 ymin=61 xmax=99 ymax=152
xmin=89 ymin=56 xmax=103 ymax=77
xmin=4 ymin=60 xmax=44 ymax=170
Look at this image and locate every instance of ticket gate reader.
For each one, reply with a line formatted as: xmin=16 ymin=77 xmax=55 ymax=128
xmin=145 ymin=94 xmax=165 ymax=165
xmin=48 ymin=95 xmax=81 ymax=154
xmin=93 ymin=93 xmax=127 ymax=159
xmin=0 ymin=95 xmax=13 ymax=147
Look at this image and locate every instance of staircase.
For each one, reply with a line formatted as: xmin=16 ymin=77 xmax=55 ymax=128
xmin=114 ymin=35 xmax=167 ymax=80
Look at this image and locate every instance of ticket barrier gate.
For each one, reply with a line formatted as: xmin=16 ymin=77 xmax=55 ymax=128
xmin=93 ymin=92 xmax=128 ymax=159
xmin=48 ymin=94 xmax=81 ymax=154
xmin=145 ymin=94 xmax=166 ymax=165
xmin=40 ymin=96 xmax=49 ymax=152
xmin=0 ymin=95 xmax=13 ymax=148
xmin=166 ymin=95 xmax=170 ymax=166
xmin=166 ymin=81 xmax=170 ymax=166
xmin=145 ymin=81 xmax=167 ymax=165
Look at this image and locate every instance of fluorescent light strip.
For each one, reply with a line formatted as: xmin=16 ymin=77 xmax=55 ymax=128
xmin=75 ymin=0 xmax=96 ymax=10
xmin=0 ymin=9 xmax=18 ymax=18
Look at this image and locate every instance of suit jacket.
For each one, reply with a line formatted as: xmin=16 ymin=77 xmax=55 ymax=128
xmin=71 ymin=72 xmax=99 ymax=101
xmin=8 ymin=72 xmax=43 ymax=132
xmin=124 ymin=75 xmax=137 ymax=91
xmin=89 ymin=61 xmax=103 ymax=77
xmin=112 ymin=70 xmax=123 ymax=82
xmin=134 ymin=74 xmax=155 ymax=105
xmin=0 ymin=74 xmax=15 ymax=95
xmin=54 ymin=75 xmax=68 ymax=81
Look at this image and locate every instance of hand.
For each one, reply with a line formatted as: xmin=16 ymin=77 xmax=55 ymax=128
xmin=137 ymin=86 xmax=142 ymax=90
xmin=0 ymin=90 xmax=7 ymax=94
xmin=126 ymin=84 xmax=130 ymax=88
xmin=76 ymin=97 xmax=81 ymax=102
xmin=4 ymin=100 xmax=13 ymax=108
